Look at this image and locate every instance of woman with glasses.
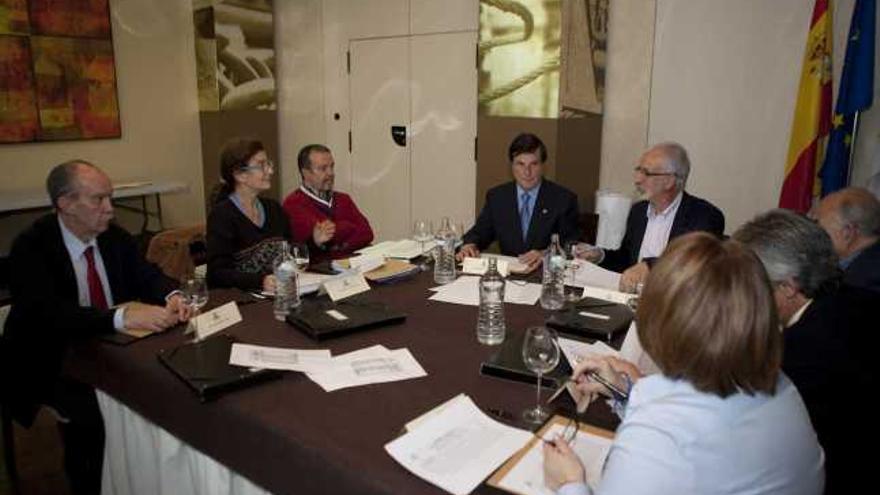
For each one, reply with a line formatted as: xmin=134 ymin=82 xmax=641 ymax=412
xmin=207 ymin=138 xmax=291 ymax=292
xmin=543 ymin=233 xmax=824 ymax=495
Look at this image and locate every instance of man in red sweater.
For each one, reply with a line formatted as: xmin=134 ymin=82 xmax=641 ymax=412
xmin=283 ymin=144 xmax=374 ymax=261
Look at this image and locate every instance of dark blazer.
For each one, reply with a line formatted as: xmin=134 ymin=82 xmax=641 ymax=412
xmin=0 ymin=214 xmax=177 ymax=426
xmin=843 ymin=240 xmax=880 ymax=293
xmin=600 ymin=191 xmax=724 ymax=272
xmin=783 ymin=284 xmax=877 ymax=495
xmin=462 ymin=180 xmax=580 ymax=256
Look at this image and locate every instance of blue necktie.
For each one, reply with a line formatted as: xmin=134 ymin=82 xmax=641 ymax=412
xmin=520 ymin=192 xmax=532 ymax=242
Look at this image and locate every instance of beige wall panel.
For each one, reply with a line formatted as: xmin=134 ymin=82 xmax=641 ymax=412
xmin=0 ymin=0 xmax=204 ymax=253
xmin=349 ymin=37 xmax=411 ymax=241
xmin=411 ymin=0 xmax=478 ymax=34
xmin=598 ymin=0 xmax=655 ymax=198
xmin=276 ymin=0 xmax=325 ymax=197
xmin=410 ymin=31 xmax=478 ymax=226
xmin=648 ymin=0 xmax=810 ymax=233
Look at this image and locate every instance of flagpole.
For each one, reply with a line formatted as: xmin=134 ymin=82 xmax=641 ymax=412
xmin=847 ymin=111 xmax=861 ymax=186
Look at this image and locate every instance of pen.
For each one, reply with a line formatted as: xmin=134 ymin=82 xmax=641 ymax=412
xmin=587 ymin=371 xmax=629 ymax=402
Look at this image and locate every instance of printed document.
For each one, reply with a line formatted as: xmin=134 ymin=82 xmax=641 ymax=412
xmin=567 ymin=259 xmax=621 ymax=291
xmin=306 ymin=345 xmax=426 ymax=392
xmin=429 ymin=276 xmax=541 ymax=306
xmin=385 ymin=395 xmax=532 ymax=495
xmin=229 ymin=344 xmax=331 ymax=373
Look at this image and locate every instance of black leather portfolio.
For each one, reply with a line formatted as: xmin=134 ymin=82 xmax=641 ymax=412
xmin=545 ymin=297 xmax=634 ymax=342
xmin=479 ymin=328 xmax=574 ymax=388
xmin=285 ymin=296 xmax=407 ymax=341
xmin=157 ymin=334 xmax=282 ymax=402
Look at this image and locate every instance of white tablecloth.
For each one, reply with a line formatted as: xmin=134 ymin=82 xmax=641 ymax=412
xmin=97 ymin=390 xmax=270 ymax=495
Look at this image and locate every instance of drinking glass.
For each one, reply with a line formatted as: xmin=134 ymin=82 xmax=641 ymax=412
xmin=182 ymin=277 xmax=209 ymax=337
xmin=412 ymin=219 xmax=434 ymax=271
xmin=521 ymin=326 xmax=560 ymax=424
xmin=292 ymin=243 xmax=310 ymax=272
xmin=451 ymin=220 xmax=466 ymax=248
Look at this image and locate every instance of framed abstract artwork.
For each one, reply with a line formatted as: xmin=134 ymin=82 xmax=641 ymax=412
xmin=0 ymin=0 xmax=120 ymax=143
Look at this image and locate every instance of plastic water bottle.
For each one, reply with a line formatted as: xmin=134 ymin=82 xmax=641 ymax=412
xmin=434 ymin=217 xmax=457 ymax=284
xmin=477 ymin=257 xmax=506 ymax=345
xmin=273 ymin=241 xmax=300 ymax=321
xmin=540 ymin=234 xmax=566 ymax=310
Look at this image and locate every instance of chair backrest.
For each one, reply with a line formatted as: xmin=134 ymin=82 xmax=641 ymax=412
xmin=145 ymin=225 xmax=207 ymax=282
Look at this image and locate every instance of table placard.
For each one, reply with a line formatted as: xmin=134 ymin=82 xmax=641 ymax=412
xmin=324 ymin=273 xmax=371 ymax=301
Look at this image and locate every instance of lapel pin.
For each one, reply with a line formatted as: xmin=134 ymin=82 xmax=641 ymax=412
xmin=542 ymin=208 xmax=548 ymax=214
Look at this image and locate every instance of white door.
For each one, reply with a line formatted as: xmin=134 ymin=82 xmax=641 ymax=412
xmin=348 ymin=37 xmax=412 ymax=241
xmin=349 ymin=32 xmax=477 ymax=242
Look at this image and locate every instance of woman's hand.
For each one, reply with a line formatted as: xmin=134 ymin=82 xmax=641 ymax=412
xmin=543 ymin=437 xmax=586 ymax=490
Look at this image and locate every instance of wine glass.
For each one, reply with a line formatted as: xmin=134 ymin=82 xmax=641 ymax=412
xmin=451 ymin=220 xmax=466 ymax=248
xmin=182 ymin=277 xmax=208 ymax=337
xmin=521 ymin=326 xmax=561 ymax=424
xmin=292 ymin=243 xmax=309 ymax=272
xmin=412 ymin=219 xmax=433 ymax=271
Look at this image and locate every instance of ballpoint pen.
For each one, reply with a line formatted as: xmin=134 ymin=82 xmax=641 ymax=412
xmin=546 ymin=371 xmax=629 ymax=404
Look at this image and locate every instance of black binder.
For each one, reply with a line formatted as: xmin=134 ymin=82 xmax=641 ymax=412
xmin=479 ymin=328 xmax=574 ymax=388
xmin=285 ymin=296 xmax=407 ymax=341
xmin=545 ymin=297 xmax=634 ymax=342
xmin=157 ymin=334 xmax=282 ymax=402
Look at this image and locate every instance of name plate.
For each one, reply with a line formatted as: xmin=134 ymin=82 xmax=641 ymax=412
xmin=324 ymin=273 xmax=371 ymax=301
xmin=192 ymin=301 xmax=243 ymax=340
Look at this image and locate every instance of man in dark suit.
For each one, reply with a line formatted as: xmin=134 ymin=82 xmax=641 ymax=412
xmin=458 ymin=133 xmax=579 ymax=272
xmin=735 ymin=209 xmax=875 ymax=495
xmin=813 ymin=186 xmax=880 ymax=292
xmin=581 ymin=142 xmax=724 ymax=291
xmin=0 ymin=160 xmax=190 ymax=494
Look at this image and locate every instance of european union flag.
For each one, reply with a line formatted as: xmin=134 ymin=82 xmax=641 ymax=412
xmin=820 ymin=0 xmax=875 ymax=195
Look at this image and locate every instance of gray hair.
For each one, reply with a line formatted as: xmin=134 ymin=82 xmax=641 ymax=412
xmin=832 ymin=187 xmax=880 ymax=237
xmin=651 ymin=142 xmax=690 ymax=190
xmin=733 ymin=209 xmax=840 ymax=298
xmin=46 ymin=159 xmax=97 ymax=207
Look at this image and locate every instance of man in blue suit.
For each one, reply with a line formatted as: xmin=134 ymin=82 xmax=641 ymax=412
xmin=582 ymin=142 xmax=724 ymax=291
xmin=458 ymin=133 xmax=580 ymax=273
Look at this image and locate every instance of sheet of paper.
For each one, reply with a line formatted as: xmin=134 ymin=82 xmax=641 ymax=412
xmin=348 ymin=254 xmax=385 ymax=273
xmin=580 ymin=286 xmax=633 ymax=305
xmin=297 ymin=272 xmax=341 ymax=295
xmin=324 ymin=273 xmax=371 ymax=301
xmin=496 ymin=424 xmax=613 ymax=495
xmin=229 ymin=344 xmax=332 ymax=372
xmin=405 ymin=393 xmax=470 ymax=433
xmin=461 ymin=257 xmax=510 ymax=277
xmin=567 ymin=260 xmax=621 ymax=291
xmin=385 ymin=395 xmax=532 ymax=495
xmin=192 ymin=301 xmax=242 ymax=340
xmin=428 ymin=276 xmax=481 ymax=306
xmin=357 ymin=239 xmax=435 ymax=259
xmin=503 ymin=282 xmax=542 ymax=305
xmin=481 ymin=253 xmax=529 ymax=273
xmin=306 ymin=345 xmax=427 ymax=392
xmin=557 ymin=337 xmax=619 ymax=369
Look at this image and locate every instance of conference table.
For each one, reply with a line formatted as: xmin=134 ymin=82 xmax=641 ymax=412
xmin=63 ymin=270 xmax=622 ymax=495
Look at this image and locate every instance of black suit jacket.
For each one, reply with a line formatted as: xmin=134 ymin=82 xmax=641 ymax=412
xmin=843 ymin=240 xmax=880 ymax=293
xmin=783 ymin=285 xmax=876 ymax=494
xmin=462 ymin=180 xmax=580 ymax=256
xmin=0 ymin=214 xmax=177 ymax=426
xmin=600 ymin=191 xmax=724 ymax=272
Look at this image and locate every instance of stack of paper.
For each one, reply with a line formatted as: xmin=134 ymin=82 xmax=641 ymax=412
xmin=428 ymin=276 xmax=542 ymax=306
xmin=567 ymin=259 xmax=621 ymax=291
xmin=306 ymin=345 xmax=427 ymax=392
xmin=386 ymin=394 xmax=532 ymax=495
xmin=357 ymin=239 xmax=435 ymax=259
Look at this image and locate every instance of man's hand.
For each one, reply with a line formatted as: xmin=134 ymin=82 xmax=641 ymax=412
xmin=456 ymin=243 xmax=480 ymax=262
xmin=123 ymin=302 xmax=178 ymax=332
xmin=542 ymin=437 xmax=586 ymax=491
xmin=518 ymin=249 xmax=543 ymax=273
xmin=313 ymin=220 xmax=336 ymax=246
xmin=166 ymin=294 xmax=193 ymax=322
xmin=619 ymin=261 xmax=649 ymax=293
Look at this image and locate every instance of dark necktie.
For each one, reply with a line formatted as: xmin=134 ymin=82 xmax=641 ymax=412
xmin=84 ymin=246 xmax=108 ymax=310
xmin=520 ymin=192 xmax=532 ymax=242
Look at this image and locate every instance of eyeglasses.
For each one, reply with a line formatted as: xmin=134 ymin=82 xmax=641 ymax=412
xmin=240 ymin=160 xmax=274 ymax=173
xmin=633 ymin=166 xmax=674 ymax=178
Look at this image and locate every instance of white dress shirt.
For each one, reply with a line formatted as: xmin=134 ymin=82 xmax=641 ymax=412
xmin=558 ymin=373 xmax=824 ymax=495
xmin=637 ymin=192 xmax=682 ymax=261
xmin=59 ymin=217 xmax=125 ymax=330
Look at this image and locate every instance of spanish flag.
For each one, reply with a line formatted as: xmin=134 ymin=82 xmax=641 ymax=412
xmin=780 ymin=0 xmax=833 ymax=212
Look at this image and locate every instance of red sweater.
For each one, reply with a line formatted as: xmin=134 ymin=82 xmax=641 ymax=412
xmin=282 ymin=188 xmax=374 ymax=261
